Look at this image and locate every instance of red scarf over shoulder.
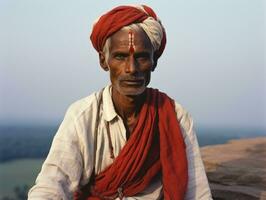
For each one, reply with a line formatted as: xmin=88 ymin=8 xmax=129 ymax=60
xmin=75 ymin=88 xmax=188 ymax=199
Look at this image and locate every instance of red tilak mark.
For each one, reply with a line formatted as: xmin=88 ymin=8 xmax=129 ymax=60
xmin=128 ymin=31 xmax=135 ymax=54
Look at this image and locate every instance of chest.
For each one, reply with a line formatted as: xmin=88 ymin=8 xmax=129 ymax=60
xmin=94 ymin=116 xmax=128 ymax=175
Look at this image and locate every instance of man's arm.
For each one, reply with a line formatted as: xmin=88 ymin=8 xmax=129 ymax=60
xmin=28 ymin=107 xmax=87 ymax=200
xmin=175 ymin=102 xmax=213 ymax=200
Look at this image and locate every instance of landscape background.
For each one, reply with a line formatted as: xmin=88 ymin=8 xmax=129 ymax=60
xmin=0 ymin=0 xmax=265 ymax=199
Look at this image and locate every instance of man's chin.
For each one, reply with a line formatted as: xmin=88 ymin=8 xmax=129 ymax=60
xmin=123 ymin=90 xmax=145 ymax=97
xmin=115 ymin=86 xmax=146 ymax=97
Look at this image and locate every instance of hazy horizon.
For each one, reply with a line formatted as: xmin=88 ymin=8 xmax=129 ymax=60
xmin=0 ymin=0 xmax=265 ymax=130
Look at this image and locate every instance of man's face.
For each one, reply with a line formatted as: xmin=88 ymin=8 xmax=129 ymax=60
xmin=100 ymin=28 xmax=155 ymax=97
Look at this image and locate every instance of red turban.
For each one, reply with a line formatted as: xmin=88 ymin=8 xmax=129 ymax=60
xmin=90 ymin=5 xmax=166 ymax=59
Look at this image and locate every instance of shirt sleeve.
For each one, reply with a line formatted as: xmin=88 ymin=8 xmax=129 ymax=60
xmin=175 ymin=102 xmax=213 ymax=200
xmin=28 ymin=107 xmax=84 ymax=200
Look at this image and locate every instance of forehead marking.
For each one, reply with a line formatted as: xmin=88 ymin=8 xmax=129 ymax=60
xmin=128 ymin=31 xmax=135 ymax=54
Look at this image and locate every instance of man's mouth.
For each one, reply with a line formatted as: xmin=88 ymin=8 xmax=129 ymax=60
xmin=120 ymin=79 xmax=144 ymax=86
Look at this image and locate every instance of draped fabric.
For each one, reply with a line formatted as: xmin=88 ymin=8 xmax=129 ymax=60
xmin=90 ymin=5 xmax=166 ymax=59
xmin=74 ymin=88 xmax=188 ymax=200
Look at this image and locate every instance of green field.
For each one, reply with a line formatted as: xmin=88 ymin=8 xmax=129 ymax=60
xmin=0 ymin=159 xmax=44 ymax=198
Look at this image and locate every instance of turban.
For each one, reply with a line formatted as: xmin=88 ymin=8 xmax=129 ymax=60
xmin=90 ymin=5 xmax=166 ymax=59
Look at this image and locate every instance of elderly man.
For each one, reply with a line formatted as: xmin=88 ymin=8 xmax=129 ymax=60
xmin=28 ymin=5 xmax=212 ymax=200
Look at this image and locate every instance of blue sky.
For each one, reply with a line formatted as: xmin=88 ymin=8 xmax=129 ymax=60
xmin=0 ymin=0 xmax=265 ymax=129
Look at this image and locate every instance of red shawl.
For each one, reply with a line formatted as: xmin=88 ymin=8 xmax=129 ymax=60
xmin=75 ymin=88 xmax=188 ymax=199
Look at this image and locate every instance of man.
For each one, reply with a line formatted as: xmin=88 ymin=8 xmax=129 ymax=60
xmin=28 ymin=5 xmax=212 ymax=200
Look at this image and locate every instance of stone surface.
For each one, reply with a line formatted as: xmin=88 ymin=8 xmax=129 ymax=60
xmin=200 ymin=137 xmax=266 ymax=200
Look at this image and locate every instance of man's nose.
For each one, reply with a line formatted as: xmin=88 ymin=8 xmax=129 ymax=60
xmin=125 ymin=56 xmax=138 ymax=74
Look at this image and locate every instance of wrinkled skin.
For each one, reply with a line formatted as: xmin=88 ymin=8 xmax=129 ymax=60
xmin=99 ymin=28 xmax=156 ymax=97
xmin=99 ymin=28 xmax=157 ymax=135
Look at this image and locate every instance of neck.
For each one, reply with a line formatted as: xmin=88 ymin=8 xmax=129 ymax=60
xmin=111 ymin=88 xmax=146 ymax=121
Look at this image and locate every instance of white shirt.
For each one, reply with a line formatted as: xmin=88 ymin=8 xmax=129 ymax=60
xmin=28 ymin=85 xmax=212 ymax=200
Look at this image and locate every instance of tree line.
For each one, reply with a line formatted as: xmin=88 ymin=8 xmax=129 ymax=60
xmin=0 ymin=126 xmax=57 ymax=162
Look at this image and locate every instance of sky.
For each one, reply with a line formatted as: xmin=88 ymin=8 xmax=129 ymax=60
xmin=0 ymin=0 xmax=265 ymax=129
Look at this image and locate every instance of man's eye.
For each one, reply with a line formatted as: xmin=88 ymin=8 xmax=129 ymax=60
xmin=135 ymin=53 xmax=150 ymax=60
xmin=136 ymin=55 xmax=150 ymax=62
xmin=115 ymin=54 xmax=126 ymax=60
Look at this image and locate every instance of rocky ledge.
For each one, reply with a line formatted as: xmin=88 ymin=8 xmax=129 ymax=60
xmin=201 ymin=137 xmax=266 ymax=200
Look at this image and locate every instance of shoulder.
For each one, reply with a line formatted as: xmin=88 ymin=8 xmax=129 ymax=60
xmin=174 ymin=102 xmax=193 ymax=129
xmin=53 ymin=89 xmax=104 ymax=140
xmin=64 ymin=89 xmax=103 ymax=121
xmin=173 ymin=101 xmax=195 ymax=140
xmin=154 ymin=88 xmax=194 ymax=134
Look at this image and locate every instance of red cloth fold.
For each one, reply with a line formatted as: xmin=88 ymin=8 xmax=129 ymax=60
xmin=74 ymin=88 xmax=188 ymax=200
xmin=90 ymin=5 xmax=166 ymax=59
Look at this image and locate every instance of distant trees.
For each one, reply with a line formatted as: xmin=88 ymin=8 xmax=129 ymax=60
xmin=0 ymin=126 xmax=56 ymax=162
xmin=1 ymin=185 xmax=29 ymax=200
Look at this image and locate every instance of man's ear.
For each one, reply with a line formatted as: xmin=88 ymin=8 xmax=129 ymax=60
xmin=99 ymin=51 xmax=109 ymax=71
xmin=152 ymin=55 xmax=158 ymax=71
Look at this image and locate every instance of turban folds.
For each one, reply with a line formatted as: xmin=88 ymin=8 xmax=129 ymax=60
xmin=90 ymin=5 xmax=166 ymax=59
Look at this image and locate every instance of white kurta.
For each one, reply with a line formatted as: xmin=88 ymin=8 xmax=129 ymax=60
xmin=28 ymin=85 xmax=213 ymax=200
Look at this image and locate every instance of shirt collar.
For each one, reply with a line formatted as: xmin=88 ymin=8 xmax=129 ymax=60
xmin=102 ymin=85 xmax=118 ymax=122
